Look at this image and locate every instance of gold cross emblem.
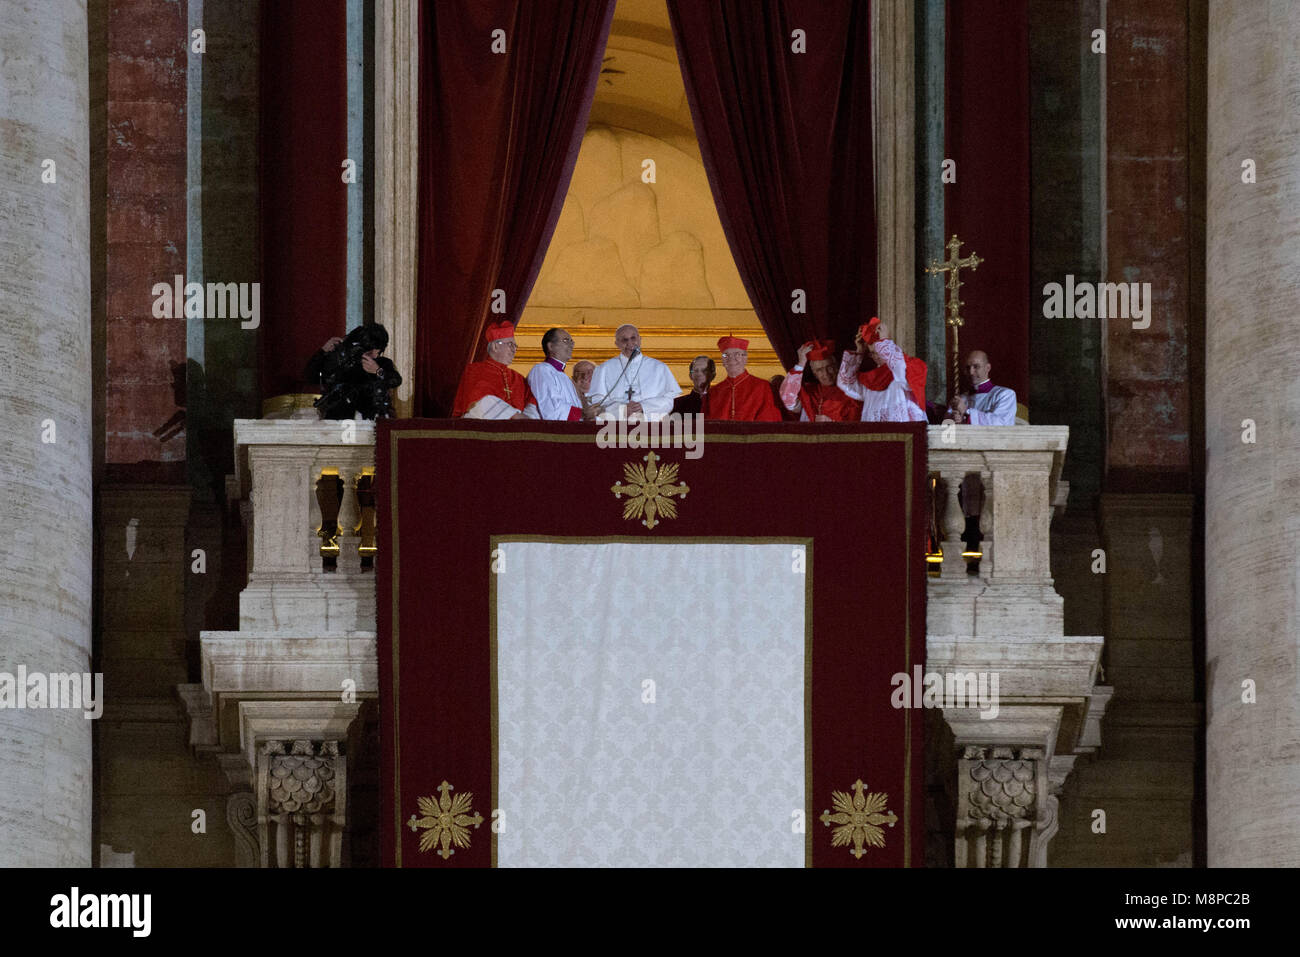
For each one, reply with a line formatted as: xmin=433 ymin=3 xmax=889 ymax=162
xmin=820 ymin=779 xmax=898 ymax=860
xmin=611 ymin=451 xmax=689 ymax=530
xmin=407 ymin=781 xmax=484 ymax=860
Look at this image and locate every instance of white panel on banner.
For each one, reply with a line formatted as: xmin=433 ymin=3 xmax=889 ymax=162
xmin=495 ymin=541 xmax=806 ymax=867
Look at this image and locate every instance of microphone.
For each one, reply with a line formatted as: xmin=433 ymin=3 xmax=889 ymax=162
xmin=599 ymin=347 xmax=641 ymax=411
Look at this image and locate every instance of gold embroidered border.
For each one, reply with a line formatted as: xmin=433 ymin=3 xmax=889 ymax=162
xmin=389 ymin=428 xmax=915 ymax=867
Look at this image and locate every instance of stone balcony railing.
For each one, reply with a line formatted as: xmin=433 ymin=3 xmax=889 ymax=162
xmin=182 ymin=419 xmax=1107 ymax=867
xmin=230 ymin=419 xmax=379 ymax=632
xmin=927 ymin=425 xmax=1108 ymax=867
xmin=183 ymin=420 xmax=379 ymax=868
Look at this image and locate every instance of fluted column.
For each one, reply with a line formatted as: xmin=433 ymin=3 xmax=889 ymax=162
xmin=1206 ymin=1 xmax=1300 ymax=866
xmin=0 ymin=0 xmax=93 ymax=865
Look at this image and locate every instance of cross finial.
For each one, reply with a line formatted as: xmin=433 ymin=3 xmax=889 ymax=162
xmin=925 ymin=234 xmax=983 ymax=404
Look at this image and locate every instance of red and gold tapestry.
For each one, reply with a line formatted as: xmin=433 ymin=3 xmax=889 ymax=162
xmin=378 ymin=420 xmax=926 ymax=867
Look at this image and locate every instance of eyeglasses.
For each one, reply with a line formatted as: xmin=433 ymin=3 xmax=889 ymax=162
xmin=721 ymin=351 xmax=746 ymax=360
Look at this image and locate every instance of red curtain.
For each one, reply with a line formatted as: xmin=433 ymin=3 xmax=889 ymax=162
xmin=260 ymin=1 xmax=348 ymax=398
xmin=945 ymin=0 xmax=1030 ymax=398
xmin=416 ymin=0 xmax=615 ymax=416
xmin=666 ymin=0 xmax=875 ymax=365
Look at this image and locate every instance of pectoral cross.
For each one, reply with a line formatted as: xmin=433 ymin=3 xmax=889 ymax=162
xmin=500 ymin=369 xmax=512 ymax=400
xmin=925 ymin=234 xmax=983 ymax=404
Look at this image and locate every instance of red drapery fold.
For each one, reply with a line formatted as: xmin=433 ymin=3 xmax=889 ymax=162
xmin=666 ymin=0 xmax=876 ymax=367
xmin=416 ymin=0 xmax=616 ymax=416
xmin=259 ymin=1 xmax=348 ymax=398
xmin=945 ymin=0 xmax=1030 ymax=399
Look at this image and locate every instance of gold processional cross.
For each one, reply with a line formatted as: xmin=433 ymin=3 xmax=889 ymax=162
xmin=924 ymin=234 xmax=983 ymax=406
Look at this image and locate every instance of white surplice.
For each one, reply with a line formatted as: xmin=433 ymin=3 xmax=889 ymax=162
xmin=837 ymin=346 xmax=927 ymax=423
xmin=965 ymin=381 xmax=1018 ymax=425
xmin=527 ymin=359 xmax=584 ymax=421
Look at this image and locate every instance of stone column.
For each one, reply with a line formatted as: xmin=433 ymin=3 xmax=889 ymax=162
xmin=1206 ymin=1 xmax=1300 ymax=867
xmin=0 ymin=0 xmax=93 ymax=865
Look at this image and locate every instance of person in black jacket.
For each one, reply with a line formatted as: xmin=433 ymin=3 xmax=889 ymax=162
xmin=305 ymin=323 xmax=402 ymax=420
xmin=672 ymin=355 xmax=714 ymax=416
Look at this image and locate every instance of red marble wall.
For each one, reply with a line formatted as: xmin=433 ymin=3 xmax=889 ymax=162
xmin=105 ymin=0 xmax=188 ymax=481
xmin=1104 ymin=0 xmax=1196 ymax=481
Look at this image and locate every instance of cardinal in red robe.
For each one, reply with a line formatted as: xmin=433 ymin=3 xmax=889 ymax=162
xmin=452 ymin=321 xmax=540 ymax=419
xmin=778 ymin=339 xmax=863 ymax=422
xmin=708 ymin=335 xmax=782 ymax=421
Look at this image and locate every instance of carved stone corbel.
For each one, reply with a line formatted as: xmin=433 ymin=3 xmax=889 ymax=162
xmin=257 ymin=739 xmax=348 ymax=868
xmin=955 ymin=746 xmax=1047 ymax=868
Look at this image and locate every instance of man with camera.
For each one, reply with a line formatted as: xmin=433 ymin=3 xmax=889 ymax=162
xmin=305 ymin=323 xmax=403 ymax=420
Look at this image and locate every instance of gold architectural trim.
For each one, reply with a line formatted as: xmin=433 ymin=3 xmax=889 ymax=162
xmin=515 ymin=323 xmax=771 ymax=338
xmin=261 ymin=393 xmax=320 ymax=418
xmin=509 ymin=323 xmax=782 ymax=374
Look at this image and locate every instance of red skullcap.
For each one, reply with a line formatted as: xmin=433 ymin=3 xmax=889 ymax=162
xmin=485 ymin=321 xmax=515 ymax=343
xmin=806 ymin=339 xmax=834 ymax=362
xmin=857 ymin=317 xmax=882 ymax=345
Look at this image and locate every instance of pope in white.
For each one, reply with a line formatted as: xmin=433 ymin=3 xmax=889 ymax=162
xmin=588 ymin=324 xmax=681 ymax=420
xmin=526 ymin=327 xmax=598 ymax=421
xmin=952 ymin=350 xmax=1017 ymax=425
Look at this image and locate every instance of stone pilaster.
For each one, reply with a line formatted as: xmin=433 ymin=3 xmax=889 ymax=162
xmin=375 ymin=0 xmax=419 ymax=417
xmin=873 ymin=0 xmax=916 ymax=356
